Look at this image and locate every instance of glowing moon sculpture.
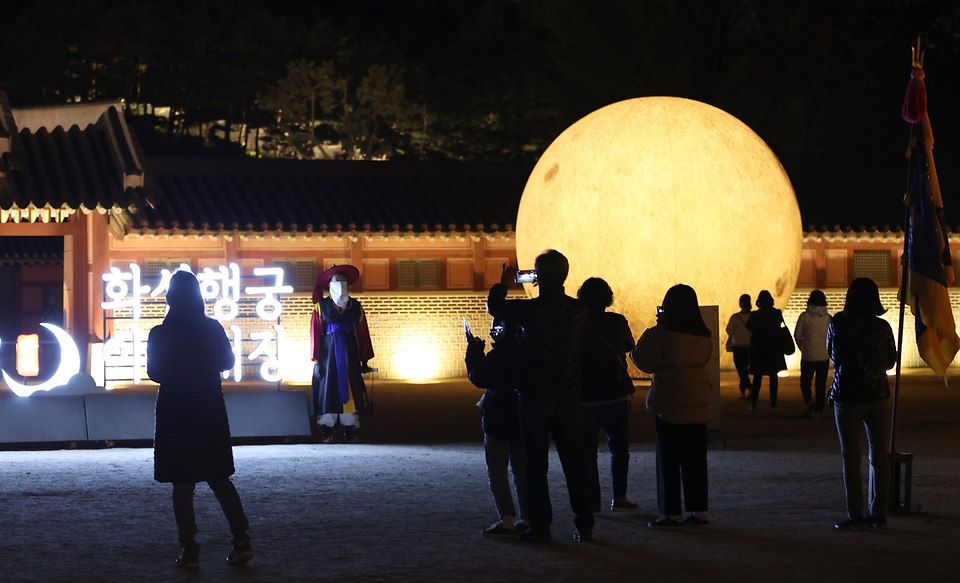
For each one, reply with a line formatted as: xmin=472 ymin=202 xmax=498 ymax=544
xmin=2 ymin=324 xmax=82 ymax=397
xmin=516 ymin=97 xmax=802 ymax=355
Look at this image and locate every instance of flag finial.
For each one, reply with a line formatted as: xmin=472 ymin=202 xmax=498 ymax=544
xmin=903 ymin=37 xmax=927 ymax=123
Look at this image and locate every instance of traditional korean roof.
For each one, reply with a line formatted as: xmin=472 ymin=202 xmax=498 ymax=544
xmin=129 ymin=157 xmax=531 ymax=236
xmin=4 ymin=92 xmax=960 ymax=238
xmin=0 ymin=236 xmax=63 ymax=265
xmin=0 ymin=95 xmax=149 ymax=223
xmin=792 ymin=157 xmax=960 ymax=237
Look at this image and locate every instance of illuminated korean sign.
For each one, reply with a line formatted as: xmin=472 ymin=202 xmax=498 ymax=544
xmin=100 ymin=263 xmax=293 ymax=384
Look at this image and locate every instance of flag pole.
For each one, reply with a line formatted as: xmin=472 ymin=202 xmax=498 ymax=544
xmin=891 ymin=188 xmax=911 ymax=455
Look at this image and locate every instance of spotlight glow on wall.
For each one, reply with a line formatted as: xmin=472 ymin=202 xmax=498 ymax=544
xmin=393 ymin=342 xmax=442 ymax=381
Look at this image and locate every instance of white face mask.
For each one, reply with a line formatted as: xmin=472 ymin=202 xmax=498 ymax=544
xmin=329 ymin=280 xmax=349 ymax=308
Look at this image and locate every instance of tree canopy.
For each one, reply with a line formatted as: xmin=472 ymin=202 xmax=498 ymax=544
xmin=2 ymin=0 xmax=958 ymax=167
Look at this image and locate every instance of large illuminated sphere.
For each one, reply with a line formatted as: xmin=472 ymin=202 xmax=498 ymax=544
xmin=516 ymin=97 xmax=802 ymax=350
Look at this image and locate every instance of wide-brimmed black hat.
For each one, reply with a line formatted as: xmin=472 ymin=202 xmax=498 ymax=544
xmin=315 ymin=264 xmax=360 ymax=291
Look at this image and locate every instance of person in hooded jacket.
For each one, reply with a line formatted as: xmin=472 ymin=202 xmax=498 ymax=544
xmin=794 ymin=290 xmax=832 ymax=419
xmin=828 ymin=277 xmax=897 ymax=530
xmin=147 ymin=270 xmax=253 ymax=568
xmin=746 ymin=290 xmax=787 ymax=411
xmin=465 ymin=319 xmax=528 ymax=538
xmin=631 ymin=284 xmax=712 ymax=529
xmin=576 ymin=277 xmax=637 ymax=514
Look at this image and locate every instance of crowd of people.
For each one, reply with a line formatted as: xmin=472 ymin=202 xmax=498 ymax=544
xmin=142 ymin=256 xmax=898 ymax=566
xmin=465 ymin=251 xmax=898 ymax=543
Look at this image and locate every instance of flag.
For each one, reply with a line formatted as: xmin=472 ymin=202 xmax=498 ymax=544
xmin=901 ymin=59 xmax=960 ymax=378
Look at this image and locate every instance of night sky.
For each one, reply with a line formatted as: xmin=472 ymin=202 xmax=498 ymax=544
xmin=2 ymin=0 xmax=959 ymax=176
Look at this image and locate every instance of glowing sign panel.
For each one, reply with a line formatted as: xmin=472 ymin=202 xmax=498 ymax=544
xmin=16 ymin=334 xmax=40 ymax=377
xmin=100 ymin=263 xmax=294 ymax=384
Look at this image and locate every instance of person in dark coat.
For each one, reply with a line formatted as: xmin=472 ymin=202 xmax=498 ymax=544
xmin=310 ymin=264 xmax=374 ymax=444
xmin=828 ymin=278 xmax=897 ymax=530
xmin=576 ymin=277 xmax=637 ymax=514
xmin=146 ymin=270 xmax=252 ymax=568
xmin=486 ymin=250 xmax=594 ymax=543
xmin=465 ymin=319 xmax=528 ymax=538
xmin=746 ymin=290 xmax=787 ymax=411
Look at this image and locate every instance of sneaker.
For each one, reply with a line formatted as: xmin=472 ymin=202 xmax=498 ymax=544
xmin=866 ymin=515 xmax=888 ymax=529
xmin=516 ymin=527 xmax=552 ymax=544
xmin=573 ymin=528 xmax=592 ymax=542
xmin=748 ymin=403 xmax=756 ymax=411
xmin=321 ymin=436 xmax=334 ymax=444
xmin=738 ymin=392 xmax=748 ymax=400
xmin=611 ymin=499 xmax=639 ymax=513
xmin=176 ymin=545 xmax=200 ymax=569
xmin=346 ymin=436 xmax=360 ymax=444
xmin=770 ymin=403 xmax=779 ymax=411
xmin=648 ymin=515 xmax=684 ymax=529
xmin=813 ymin=413 xmax=823 ymax=420
xmin=683 ymin=514 xmax=709 ymax=526
xmin=481 ymin=522 xmax=516 ymax=538
xmin=834 ymin=516 xmax=867 ymax=530
xmin=226 ymin=540 xmax=253 ymax=565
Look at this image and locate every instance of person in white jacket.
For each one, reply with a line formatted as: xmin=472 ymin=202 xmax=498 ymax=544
xmin=793 ymin=290 xmax=832 ymax=419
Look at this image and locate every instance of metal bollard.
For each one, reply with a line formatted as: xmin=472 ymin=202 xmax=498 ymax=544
xmin=889 ymin=452 xmax=914 ymax=513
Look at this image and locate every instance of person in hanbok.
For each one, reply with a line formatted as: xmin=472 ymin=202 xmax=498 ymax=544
xmin=310 ymin=264 xmax=374 ymax=443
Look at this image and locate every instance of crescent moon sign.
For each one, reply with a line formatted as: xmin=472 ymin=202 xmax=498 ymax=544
xmin=2 ymin=323 xmax=82 ymax=397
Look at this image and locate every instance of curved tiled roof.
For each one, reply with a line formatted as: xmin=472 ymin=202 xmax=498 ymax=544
xmin=790 ymin=160 xmax=960 ymax=234
xmin=0 ymin=106 xmax=149 ymax=218
xmin=132 ymin=158 xmax=531 ymax=234
xmin=0 ymin=236 xmax=63 ymax=265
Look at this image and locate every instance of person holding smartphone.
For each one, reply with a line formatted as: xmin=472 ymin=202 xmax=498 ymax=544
xmin=486 ymin=251 xmax=594 ymax=543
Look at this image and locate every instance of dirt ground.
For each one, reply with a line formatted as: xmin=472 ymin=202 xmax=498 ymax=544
xmin=0 ymin=372 xmax=958 ymax=583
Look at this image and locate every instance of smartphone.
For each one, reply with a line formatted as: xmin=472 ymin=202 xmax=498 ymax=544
xmin=463 ymin=317 xmax=474 ymax=342
xmin=515 ymin=269 xmax=537 ymax=284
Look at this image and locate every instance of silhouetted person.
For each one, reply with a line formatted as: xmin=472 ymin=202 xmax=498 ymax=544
xmin=725 ymin=294 xmax=752 ymax=398
xmin=310 ymin=264 xmax=374 ymax=443
xmin=747 ymin=290 xmax=787 ymax=411
xmin=487 ymin=250 xmax=594 ymax=543
xmin=631 ymin=284 xmax=713 ymax=528
xmin=465 ymin=320 xmax=528 ymax=537
xmin=794 ymin=289 xmax=832 ymax=419
xmin=829 ymin=278 xmax=897 ymax=530
xmin=146 ymin=270 xmax=252 ymax=568
xmin=576 ymin=277 xmax=637 ymax=514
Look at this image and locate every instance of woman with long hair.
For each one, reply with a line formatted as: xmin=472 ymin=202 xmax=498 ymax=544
xmin=631 ymin=284 xmax=712 ymax=528
xmin=147 ymin=270 xmax=253 ymax=567
xmin=828 ymin=278 xmax=897 ymax=529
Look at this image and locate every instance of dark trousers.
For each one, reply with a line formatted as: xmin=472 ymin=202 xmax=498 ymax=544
xmin=799 ymin=360 xmax=829 ymax=413
xmin=519 ymin=394 xmax=595 ymax=534
xmin=580 ymin=400 xmax=631 ymax=507
xmin=751 ymin=373 xmax=779 ymax=405
xmin=835 ymin=400 xmax=891 ymax=519
xmin=172 ymin=479 xmax=250 ymax=548
xmin=654 ymin=415 xmax=708 ymax=516
xmin=732 ymin=347 xmax=751 ymax=393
